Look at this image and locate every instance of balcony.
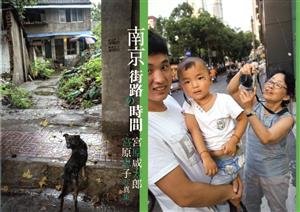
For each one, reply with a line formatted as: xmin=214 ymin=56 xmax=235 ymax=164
xmin=23 ymin=21 xmax=48 ymax=25
xmin=37 ymin=0 xmax=91 ymax=4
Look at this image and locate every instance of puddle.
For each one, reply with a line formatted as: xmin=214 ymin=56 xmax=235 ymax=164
xmin=34 ymin=86 xmax=56 ymax=96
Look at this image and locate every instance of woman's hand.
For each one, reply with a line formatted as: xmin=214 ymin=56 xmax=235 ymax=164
xmin=239 ymin=87 xmax=256 ymax=112
xmin=239 ymin=63 xmax=257 ymax=75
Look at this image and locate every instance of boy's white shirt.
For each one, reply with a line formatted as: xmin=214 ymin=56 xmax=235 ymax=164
xmin=149 ymin=95 xmax=213 ymax=212
xmin=183 ymin=93 xmax=243 ymax=151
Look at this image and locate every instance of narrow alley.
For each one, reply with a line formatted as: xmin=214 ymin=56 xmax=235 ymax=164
xmin=1 ymin=73 xmax=136 ymax=211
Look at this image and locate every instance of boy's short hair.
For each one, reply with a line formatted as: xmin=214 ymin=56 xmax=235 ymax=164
xmin=148 ymin=30 xmax=169 ymax=56
xmin=177 ymin=57 xmax=208 ymax=79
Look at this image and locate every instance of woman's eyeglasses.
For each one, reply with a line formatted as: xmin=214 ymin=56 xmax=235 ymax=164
xmin=265 ymin=79 xmax=287 ymax=89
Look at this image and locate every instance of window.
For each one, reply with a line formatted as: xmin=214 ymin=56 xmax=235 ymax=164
xmin=71 ymin=9 xmax=78 ymax=22
xmin=77 ymin=9 xmax=83 ymax=21
xmin=59 ymin=9 xmax=66 ymax=22
xmin=24 ymin=9 xmax=46 ymax=23
xmin=66 ymin=9 xmax=71 ymax=22
xmin=71 ymin=9 xmax=84 ymax=22
xmin=67 ymin=38 xmax=77 ymax=55
xmin=59 ymin=9 xmax=84 ymax=23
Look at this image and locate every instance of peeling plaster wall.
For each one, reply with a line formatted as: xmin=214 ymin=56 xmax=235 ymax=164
xmin=0 ymin=32 xmax=11 ymax=74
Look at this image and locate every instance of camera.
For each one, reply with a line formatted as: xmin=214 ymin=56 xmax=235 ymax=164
xmin=240 ymin=62 xmax=258 ymax=91
xmin=240 ymin=74 xmax=257 ymax=91
xmin=240 ymin=75 xmax=254 ymax=90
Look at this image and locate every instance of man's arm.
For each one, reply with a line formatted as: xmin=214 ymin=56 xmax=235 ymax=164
xmin=156 ymin=166 xmax=242 ymax=207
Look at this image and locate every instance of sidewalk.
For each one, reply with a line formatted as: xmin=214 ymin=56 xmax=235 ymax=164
xmin=1 ymin=74 xmax=121 ymax=164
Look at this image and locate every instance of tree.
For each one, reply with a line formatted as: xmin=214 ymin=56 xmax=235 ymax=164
xmin=156 ymin=16 xmax=168 ymax=37
xmin=3 ymin=0 xmax=37 ymax=18
xmin=170 ymin=2 xmax=193 ymax=20
xmin=91 ymin=3 xmax=101 ymax=49
xmin=91 ymin=3 xmax=101 ymax=22
xmin=92 ymin=22 xmax=101 ymax=49
xmin=154 ymin=3 xmax=256 ymax=64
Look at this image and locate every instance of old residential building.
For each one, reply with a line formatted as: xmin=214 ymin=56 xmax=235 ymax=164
xmin=1 ymin=3 xmax=31 ymax=84
xmin=24 ymin=0 xmax=92 ymax=65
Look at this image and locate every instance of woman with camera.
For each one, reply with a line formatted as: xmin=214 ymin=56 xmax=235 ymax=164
xmin=227 ymin=63 xmax=295 ymax=212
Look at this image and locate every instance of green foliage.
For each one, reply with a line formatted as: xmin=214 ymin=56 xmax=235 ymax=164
xmin=0 ymin=83 xmax=32 ymax=109
xmin=82 ymin=100 xmax=93 ymax=109
xmin=91 ymin=3 xmax=101 ymax=56
xmin=81 ymin=57 xmax=101 ymax=79
xmin=91 ymin=3 xmax=101 ymax=22
xmin=58 ymin=75 xmax=85 ymax=101
xmin=170 ymin=2 xmax=193 ymax=20
xmin=3 ymin=0 xmax=37 ymax=18
xmin=58 ymin=57 xmax=102 ymax=108
xmin=92 ymin=22 xmax=101 ymax=50
xmin=156 ymin=4 xmax=258 ymax=63
xmin=31 ymin=58 xmax=55 ymax=80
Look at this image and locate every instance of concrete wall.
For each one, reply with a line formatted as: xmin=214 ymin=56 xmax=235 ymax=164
xmin=9 ymin=11 xmax=31 ymax=85
xmin=0 ymin=32 xmax=11 ymax=74
xmin=101 ymin=0 xmax=134 ymax=138
xmin=20 ymin=30 xmax=31 ymax=81
xmin=262 ymin=0 xmax=294 ymax=77
xmin=24 ymin=8 xmax=91 ymax=34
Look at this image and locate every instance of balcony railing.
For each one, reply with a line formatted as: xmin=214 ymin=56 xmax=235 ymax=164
xmin=23 ymin=21 xmax=48 ymax=25
xmin=37 ymin=0 xmax=91 ymax=4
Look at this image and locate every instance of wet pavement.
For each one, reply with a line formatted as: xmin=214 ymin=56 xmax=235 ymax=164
xmin=1 ymin=189 xmax=136 ymax=212
xmin=1 ymin=74 xmax=137 ymax=211
xmin=1 ymin=73 xmax=121 ymax=164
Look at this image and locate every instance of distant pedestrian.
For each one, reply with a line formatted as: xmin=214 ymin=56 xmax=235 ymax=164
xmin=209 ymin=67 xmax=217 ymax=83
xmin=170 ymin=59 xmax=180 ymax=93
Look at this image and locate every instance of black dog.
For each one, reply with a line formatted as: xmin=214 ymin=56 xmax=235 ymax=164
xmin=59 ymin=134 xmax=88 ymax=212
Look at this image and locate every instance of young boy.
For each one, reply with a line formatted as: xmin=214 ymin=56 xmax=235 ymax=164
xmin=178 ymin=57 xmax=247 ymax=210
xmin=148 ymin=31 xmax=243 ymax=211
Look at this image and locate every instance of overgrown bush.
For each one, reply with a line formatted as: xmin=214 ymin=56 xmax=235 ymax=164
xmin=31 ymin=58 xmax=55 ymax=80
xmin=58 ymin=57 xmax=101 ymax=108
xmin=0 ymin=83 xmax=32 ymax=109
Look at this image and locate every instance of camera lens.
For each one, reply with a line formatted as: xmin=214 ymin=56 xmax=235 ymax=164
xmin=240 ymin=75 xmax=253 ymax=89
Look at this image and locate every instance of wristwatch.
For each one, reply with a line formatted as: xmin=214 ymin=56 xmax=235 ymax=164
xmin=246 ymin=111 xmax=255 ymax=117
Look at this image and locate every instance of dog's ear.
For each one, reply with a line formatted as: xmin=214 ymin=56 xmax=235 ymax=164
xmin=63 ymin=134 xmax=69 ymax=138
xmin=75 ymin=135 xmax=81 ymax=139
